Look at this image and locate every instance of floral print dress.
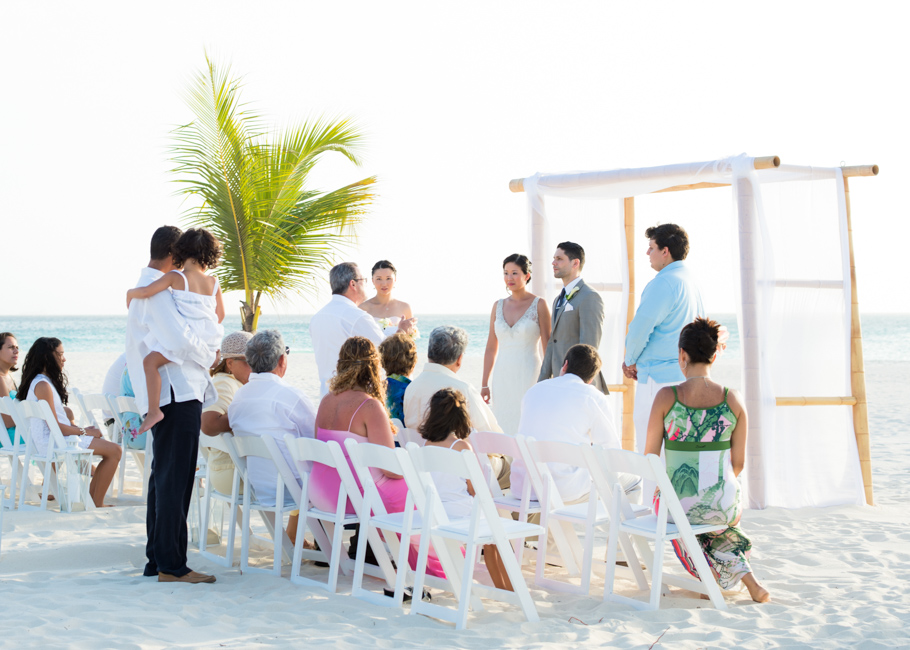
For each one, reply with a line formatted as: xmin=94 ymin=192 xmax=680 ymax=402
xmin=661 ymin=386 xmax=752 ymax=589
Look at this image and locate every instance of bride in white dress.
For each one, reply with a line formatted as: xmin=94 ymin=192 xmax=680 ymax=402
xmin=481 ymin=254 xmax=551 ymax=436
xmin=359 ymin=260 xmax=415 ymax=335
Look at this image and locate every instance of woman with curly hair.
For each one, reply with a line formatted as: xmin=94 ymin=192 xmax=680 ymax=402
xmin=126 ymin=227 xmax=225 ymax=434
xmin=18 ymin=337 xmax=122 ymax=507
xmin=645 ymin=317 xmax=770 ymax=603
xmin=311 ymin=336 xmax=444 ymax=577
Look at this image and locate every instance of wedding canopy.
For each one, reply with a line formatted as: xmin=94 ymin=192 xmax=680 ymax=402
xmin=510 ymin=154 xmax=879 ymax=509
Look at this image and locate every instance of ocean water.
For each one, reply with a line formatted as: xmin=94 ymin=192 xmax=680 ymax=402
xmin=3 ymin=313 xmax=909 ymax=361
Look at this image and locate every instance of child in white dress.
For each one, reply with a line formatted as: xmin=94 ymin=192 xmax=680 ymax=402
xmin=127 ymin=228 xmax=225 ymax=434
xmin=419 ymin=388 xmax=513 ymax=592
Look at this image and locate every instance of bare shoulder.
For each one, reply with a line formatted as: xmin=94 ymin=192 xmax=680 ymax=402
xmin=535 ymin=295 xmax=550 ymax=315
xmin=33 ymin=380 xmax=53 ymax=399
xmin=393 ymin=299 xmax=412 ymax=317
xmin=726 ymin=387 xmax=745 ymax=413
xmin=654 ymin=385 xmax=677 ymax=407
xmin=452 ymin=438 xmax=473 ymax=453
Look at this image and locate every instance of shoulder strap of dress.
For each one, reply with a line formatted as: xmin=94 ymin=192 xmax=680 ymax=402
xmin=171 ymin=269 xmax=189 ymax=291
xmin=448 ymin=438 xmax=461 ymax=450
xmin=211 ymin=275 xmax=220 ymax=297
xmin=347 ymin=397 xmax=372 ymax=432
xmin=672 ymin=386 xmax=679 ymax=400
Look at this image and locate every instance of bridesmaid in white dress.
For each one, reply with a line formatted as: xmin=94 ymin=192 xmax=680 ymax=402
xmin=359 ymin=260 xmax=415 ymax=335
xmin=481 ymin=254 xmax=551 ymax=436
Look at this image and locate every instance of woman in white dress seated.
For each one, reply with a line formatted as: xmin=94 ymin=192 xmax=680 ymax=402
xmin=359 ymin=260 xmax=414 ymax=335
xmin=481 ymin=254 xmax=551 ymax=436
xmin=17 ymin=337 xmax=122 ymax=507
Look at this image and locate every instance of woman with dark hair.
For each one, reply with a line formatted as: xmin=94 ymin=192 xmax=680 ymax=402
xmin=359 ymin=260 xmax=414 ymax=335
xmin=310 ymin=336 xmax=443 ymax=577
xmin=0 ymin=332 xmax=20 ymax=445
xmin=17 ymin=337 xmax=122 ymax=507
xmin=645 ymin=317 xmax=770 ymax=603
xmin=420 ymin=388 xmax=513 ymax=591
xmin=481 ymin=253 xmax=551 ymax=435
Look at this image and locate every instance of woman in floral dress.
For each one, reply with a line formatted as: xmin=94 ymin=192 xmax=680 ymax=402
xmin=645 ymin=317 xmax=770 ymax=603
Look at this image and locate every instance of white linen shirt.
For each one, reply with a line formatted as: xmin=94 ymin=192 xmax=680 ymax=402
xmin=309 ymin=294 xmax=386 ymax=397
xmin=403 ymin=363 xmax=502 ymax=434
xmin=227 ymin=372 xmax=316 ymax=507
xmin=512 ymin=373 xmax=621 ymax=503
xmin=125 ymin=267 xmax=216 ymax=414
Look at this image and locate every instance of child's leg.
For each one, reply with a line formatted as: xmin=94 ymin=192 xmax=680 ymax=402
xmin=138 ymin=352 xmax=171 ymax=434
xmin=483 ymin=544 xmax=514 ymax=592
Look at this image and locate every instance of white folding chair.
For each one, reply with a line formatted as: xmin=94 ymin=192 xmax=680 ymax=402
xmin=0 ymin=396 xmax=27 ymax=509
xmin=198 ymin=433 xmax=243 ymax=567
xmin=72 ymin=389 xmax=119 ymax=498
xmin=523 ymin=439 xmax=614 ymax=595
xmin=284 ymin=436 xmax=360 ymax=593
xmin=344 ymin=439 xmax=425 ymax=608
xmin=230 ymin=434 xmax=298 ymax=576
xmin=601 ymin=449 xmax=728 ymax=610
xmin=403 ymin=443 xmax=543 ymax=630
xmin=16 ymin=400 xmax=95 ymax=512
xmin=107 ymin=395 xmax=153 ymax=499
xmin=397 ymin=427 xmax=425 ymax=448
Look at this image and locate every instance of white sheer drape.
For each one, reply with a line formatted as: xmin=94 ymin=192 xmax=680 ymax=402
xmin=522 ymin=155 xmax=866 ymax=509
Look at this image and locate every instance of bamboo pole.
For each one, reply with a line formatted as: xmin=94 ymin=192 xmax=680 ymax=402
xmin=622 ymin=197 xmax=636 ymax=452
xmin=509 ymin=156 xmax=780 ymax=194
xmin=842 ymin=165 xmax=879 ymax=178
xmin=607 ymin=385 xmax=629 ymax=394
xmin=775 ymin=396 xmax=858 ymax=406
xmin=844 ymin=175 xmax=874 ymax=505
xmin=736 ymin=174 xmax=766 ymax=509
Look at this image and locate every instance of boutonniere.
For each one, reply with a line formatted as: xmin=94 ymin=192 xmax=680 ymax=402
xmin=566 ymin=286 xmax=580 ymax=302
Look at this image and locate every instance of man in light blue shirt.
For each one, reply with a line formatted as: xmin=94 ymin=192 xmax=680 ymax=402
xmin=623 ymin=224 xmax=703 ymax=458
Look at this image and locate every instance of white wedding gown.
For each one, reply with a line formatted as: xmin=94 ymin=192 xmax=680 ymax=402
xmin=490 ymin=297 xmax=542 ymax=436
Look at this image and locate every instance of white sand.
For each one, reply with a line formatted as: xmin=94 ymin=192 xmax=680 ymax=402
xmin=1 ymin=353 xmax=908 ymax=647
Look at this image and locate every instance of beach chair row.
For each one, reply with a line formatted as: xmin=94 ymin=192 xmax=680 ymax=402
xmin=0 ymin=391 xmax=151 ymax=513
xmin=195 ymin=429 xmax=729 ymax=629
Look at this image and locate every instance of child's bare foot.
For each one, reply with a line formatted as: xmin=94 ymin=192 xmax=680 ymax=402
xmin=742 ymin=573 xmax=771 ymax=603
xmin=138 ymin=409 xmax=163 ymax=435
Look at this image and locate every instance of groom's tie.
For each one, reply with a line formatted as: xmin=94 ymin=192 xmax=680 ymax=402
xmin=555 ymin=287 xmax=567 ymax=312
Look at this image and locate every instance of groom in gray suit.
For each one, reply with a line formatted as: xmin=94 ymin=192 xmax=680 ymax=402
xmin=537 ymin=242 xmax=608 ymax=394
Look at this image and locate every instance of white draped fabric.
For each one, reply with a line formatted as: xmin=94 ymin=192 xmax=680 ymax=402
xmin=521 ymin=155 xmax=865 ymax=509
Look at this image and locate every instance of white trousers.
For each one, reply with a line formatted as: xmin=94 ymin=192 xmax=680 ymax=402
xmin=633 ymin=376 xmax=676 ymax=500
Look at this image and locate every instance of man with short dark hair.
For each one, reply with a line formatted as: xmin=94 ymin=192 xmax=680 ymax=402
xmin=126 ymin=225 xmax=218 ymax=584
xmin=309 ymin=262 xmax=416 ymax=397
xmin=513 ymin=344 xmax=627 ymax=513
xmin=623 ymin=223 xmax=703 ymax=460
xmin=538 ymin=241 xmax=608 ymax=393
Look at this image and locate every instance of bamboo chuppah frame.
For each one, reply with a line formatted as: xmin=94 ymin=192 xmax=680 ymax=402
xmin=510 ymin=156 xmax=878 ymax=507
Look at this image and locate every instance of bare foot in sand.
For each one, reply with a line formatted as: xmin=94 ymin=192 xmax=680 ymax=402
xmin=742 ymin=573 xmax=771 ymax=603
xmin=138 ymin=408 xmax=163 ymax=435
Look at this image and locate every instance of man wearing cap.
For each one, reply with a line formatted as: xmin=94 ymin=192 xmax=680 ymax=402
xmin=200 ymin=331 xmax=254 ymax=495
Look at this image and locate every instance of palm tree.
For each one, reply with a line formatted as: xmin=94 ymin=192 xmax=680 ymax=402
xmin=170 ymin=55 xmax=376 ymax=331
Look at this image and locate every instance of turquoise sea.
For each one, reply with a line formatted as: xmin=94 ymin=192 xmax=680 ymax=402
xmin=3 ymin=313 xmax=909 ymax=361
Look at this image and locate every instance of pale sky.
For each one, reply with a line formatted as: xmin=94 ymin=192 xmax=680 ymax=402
xmin=3 ymin=2 xmax=906 ymax=317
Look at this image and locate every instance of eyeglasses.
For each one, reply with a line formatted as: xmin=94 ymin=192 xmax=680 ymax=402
xmin=353 ymin=277 xmax=367 ymax=284
xmin=285 ymin=346 xmax=291 ymax=356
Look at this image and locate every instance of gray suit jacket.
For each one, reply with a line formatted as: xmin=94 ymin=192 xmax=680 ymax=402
xmin=537 ymin=278 xmax=608 ymax=394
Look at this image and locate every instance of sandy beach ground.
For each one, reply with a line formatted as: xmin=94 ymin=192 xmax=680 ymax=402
xmin=1 ymin=352 xmax=907 ymax=648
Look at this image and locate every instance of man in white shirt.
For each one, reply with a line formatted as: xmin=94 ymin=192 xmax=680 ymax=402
xmin=403 ymin=325 xmax=509 ymax=488
xmin=126 ymin=226 xmax=218 ymax=584
xmin=513 ymin=344 xmax=629 ymax=507
xmin=228 ymin=329 xmax=316 ymax=509
xmin=309 ymin=262 xmax=416 ymax=398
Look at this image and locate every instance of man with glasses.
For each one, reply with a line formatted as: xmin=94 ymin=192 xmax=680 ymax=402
xmin=310 ymin=262 xmax=416 ymax=397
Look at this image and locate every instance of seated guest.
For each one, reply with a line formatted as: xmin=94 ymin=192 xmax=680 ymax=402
xmin=200 ymin=331 xmax=253 ymax=495
xmin=17 ymin=337 xmax=122 ymax=507
xmin=419 ymin=388 xmax=513 ymax=591
xmin=0 ymin=332 xmax=20 ymax=445
xmin=403 ymin=326 xmax=509 ymax=489
xmin=228 ymin=330 xmax=316 ymax=510
xmin=311 ymin=336 xmax=444 ymax=577
xmin=378 ymin=332 xmax=417 ymax=423
xmin=645 ymin=318 xmax=770 ymax=603
xmin=100 ymin=352 xmax=127 ymax=427
xmin=512 ymin=344 xmax=633 ymax=515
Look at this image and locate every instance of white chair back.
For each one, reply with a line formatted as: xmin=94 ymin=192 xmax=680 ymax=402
xmin=0 ymin=396 xmax=24 ymax=450
xmin=197 ymin=433 xmax=242 ymax=567
xmin=71 ymin=389 xmax=109 ymax=431
xmin=397 ymin=426 xmax=425 ymax=447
